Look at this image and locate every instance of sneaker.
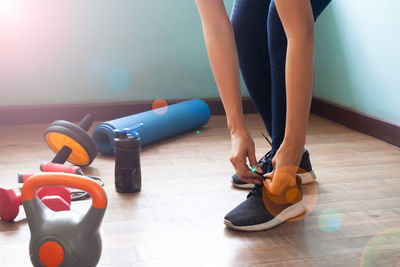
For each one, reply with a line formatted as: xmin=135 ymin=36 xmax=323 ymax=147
xmin=224 ymin=175 xmax=306 ymax=231
xmin=232 ymin=151 xmax=271 ymax=189
xmin=232 ymin=148 xmax=316 ymax=189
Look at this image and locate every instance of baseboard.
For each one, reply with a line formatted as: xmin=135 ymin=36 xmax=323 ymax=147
xmin=310 ymin=97 xmax=400 ymax=147
xmin=0 ymin=98 xmax=257 ymax=126
xmin=1 ymin=97 xmax=398 ymax=147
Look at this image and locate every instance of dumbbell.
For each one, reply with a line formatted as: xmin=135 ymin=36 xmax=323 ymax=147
xmin=37 ymin=187 xmax=71 ymax=211
xmin=0 ymin=186 xmax=71 ymax=222
xmin=44 ymin=114 xmax=98 ymax=167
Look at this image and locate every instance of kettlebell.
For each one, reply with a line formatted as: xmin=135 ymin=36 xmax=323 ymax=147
xmin=21 ymin=173 xmax=107 ymax=267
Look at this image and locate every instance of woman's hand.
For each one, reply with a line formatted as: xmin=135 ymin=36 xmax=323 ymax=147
xmin=264 ymin=142 xmax=303 ymax=195
xmin=230 ymin=131 xmax=263 ymax=185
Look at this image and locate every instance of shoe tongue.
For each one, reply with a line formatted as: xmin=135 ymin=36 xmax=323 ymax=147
xmin=258 ymin=150 xmax=272 ymax=173
xmin=247 ymin=184 xmax=263 ymax=198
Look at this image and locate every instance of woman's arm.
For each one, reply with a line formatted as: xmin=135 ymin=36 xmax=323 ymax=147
xmin=265 ymin=0 xmax=315 ymax=194
xmin=196 ymin=0 xmax=262 ymax=184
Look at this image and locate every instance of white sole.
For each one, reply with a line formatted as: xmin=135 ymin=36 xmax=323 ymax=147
xmin=232 ymin=169 xmax=316 ymax=189
xmin=224 ymin=200 xmax=306 ymax=232
xmin=231 ymin=180 xmax=256 ymax=189
xmin=297 ymin=169 xmax=316 ymax=184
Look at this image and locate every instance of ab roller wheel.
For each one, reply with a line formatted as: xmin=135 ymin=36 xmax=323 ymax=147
xmin=44 ymin=114 xmax=98 ymax=167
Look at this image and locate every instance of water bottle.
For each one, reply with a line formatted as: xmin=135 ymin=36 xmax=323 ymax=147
xmin=113 ymin=128 xmax=141 ymax=193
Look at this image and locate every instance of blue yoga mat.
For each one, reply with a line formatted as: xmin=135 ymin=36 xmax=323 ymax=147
xmin=92 ymin=99 xmax=211 ymax=155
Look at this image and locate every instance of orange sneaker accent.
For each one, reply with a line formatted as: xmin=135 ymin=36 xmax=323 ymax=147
xmin=262 ymin=175 xmax=303 ymax=217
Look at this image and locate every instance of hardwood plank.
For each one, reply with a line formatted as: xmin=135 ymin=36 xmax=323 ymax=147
xmin=0 ymin=114 xmax=399 ymax=267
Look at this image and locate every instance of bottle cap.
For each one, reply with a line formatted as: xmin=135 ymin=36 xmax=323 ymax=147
xmin=114 ymin=129 xmax=128 ymax=139
xmin=114 ymin=122 xmax=143 ymax=139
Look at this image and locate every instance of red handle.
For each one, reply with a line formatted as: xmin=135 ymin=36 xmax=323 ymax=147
xmin=40 ymin=163 xmax=82 ymax=174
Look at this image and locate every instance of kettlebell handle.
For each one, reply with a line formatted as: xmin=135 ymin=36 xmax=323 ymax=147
xmin=21 ymin=173 xmax=107 ymax=209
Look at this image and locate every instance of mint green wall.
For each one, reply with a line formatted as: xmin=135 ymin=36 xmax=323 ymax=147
xmin=314 ymin=0 xmax=400 ymax=124
xmin=2 ymin=1 xmax=397 ymax=124
xmin=0 ymin=0 xmax=243 ymax=107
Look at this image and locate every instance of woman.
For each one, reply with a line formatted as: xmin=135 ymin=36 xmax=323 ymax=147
xmin=196 ymin=0 xmax=332 ymax=231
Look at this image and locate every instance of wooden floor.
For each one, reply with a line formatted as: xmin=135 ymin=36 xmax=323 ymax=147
xmin=0 ymin=114 xmax=399 ymax=267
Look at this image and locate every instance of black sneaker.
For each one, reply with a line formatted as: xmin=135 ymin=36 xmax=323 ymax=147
xmin=232 ymin=151 xmax=271 ymax=189
xmin=224 ymin=176 xmax=306 ymax=231
xmin=232 ymin=148 xmax=316 ymax=188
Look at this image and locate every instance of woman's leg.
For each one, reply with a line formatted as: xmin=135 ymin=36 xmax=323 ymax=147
xmin=231 ymin=0 xmax=272 ymax=136
xmin=224 ymin=0 xmax=333 ymax=231
xmin=224 ymin=0 xmax=332 ymax=231
xmin=266 ymin=0 xmax=332 ymax=194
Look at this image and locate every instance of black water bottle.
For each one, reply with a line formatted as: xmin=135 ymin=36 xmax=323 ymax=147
xmin=113 ymin=130 xmax=141 ymax=193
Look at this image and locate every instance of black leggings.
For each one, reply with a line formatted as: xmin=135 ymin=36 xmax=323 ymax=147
xmin=231 ymin=0 xmax=332 ymax=156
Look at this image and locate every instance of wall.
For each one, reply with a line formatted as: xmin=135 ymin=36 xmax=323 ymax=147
xmin=2 ymin=0 xmax=398 ymax=125
xmin=314 ymin=0 xmax=400 ymax=124
xmin=0 ymin=0 xmax=242 ymax=107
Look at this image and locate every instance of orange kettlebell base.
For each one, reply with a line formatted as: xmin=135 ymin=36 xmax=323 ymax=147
xmin=39 ymin=241 xmax=64 ymax=267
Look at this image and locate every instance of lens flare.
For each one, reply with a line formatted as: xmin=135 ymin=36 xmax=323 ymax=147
xmin=106 ymin=66 xmax=131 ymax=91
xmin=361 ymin=228 xmax=400 ymax=267
xmin=88 ymin=53 xmax=133 ymax=97
xmin=152 ymin=99 xmax=168 ymax=115
xmin=0 ymin=0 xmax=21 ymax=23
xmin=262 ymin=167 xmax=318 ymax=223
xmin=318 ymin=208 xmax=342 ymax=232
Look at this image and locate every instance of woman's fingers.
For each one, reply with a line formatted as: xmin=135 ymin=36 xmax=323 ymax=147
xmin=247 ymin=149 xmax=262 ymax=174
xmin=229 ymin=156 xmax=237 ymax=170
xmin=235 ymin=159 xmax=247 ymax=176
xmin=232 ymin=157 xmax=263 ymax=185
xmin=239 ymin=172 xmax=263 ymax=185
xmin=263 ymin=170 xmax=274 ymax=178
xmin=263 ymin=157 xmax=276 ymax=177
xmin=237 ymin=162 xmax=263 ymax=185
xmin=241 ymin=175 xmax=263 ymax=185
xmin=264 ymin=171 xmax=295 ymax=195
xmin=265 ymin=178 xmax=286 ymax=196
xmin=229 ymin=132 xmax=263 ymax=184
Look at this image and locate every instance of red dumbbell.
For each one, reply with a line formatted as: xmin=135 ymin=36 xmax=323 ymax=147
xmin=37 ymin=186 xmax=71 ymax=212
xmin=18 ymin=173 xmax=72 ymax=209
xmin=18 ymin=174 xmax=72 ymax=207
xmin=0 ymin=186 xmax=71 ymax=222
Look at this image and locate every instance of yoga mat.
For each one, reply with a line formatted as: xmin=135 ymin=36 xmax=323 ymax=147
xmin=92 ymin=99 xmax=210 ymax=155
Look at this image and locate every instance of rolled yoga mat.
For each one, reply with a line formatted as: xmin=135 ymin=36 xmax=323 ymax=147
xmin=92 ymin=99 xmax=211 ymax=155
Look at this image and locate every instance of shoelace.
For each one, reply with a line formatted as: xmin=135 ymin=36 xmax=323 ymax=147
xmin=248 ymin=133 xmax=273 ymax=198
xmin=261 ymin=132 xmax=272 ymax=147
xmin=258 ymin=133 xmax=273 ymax=168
